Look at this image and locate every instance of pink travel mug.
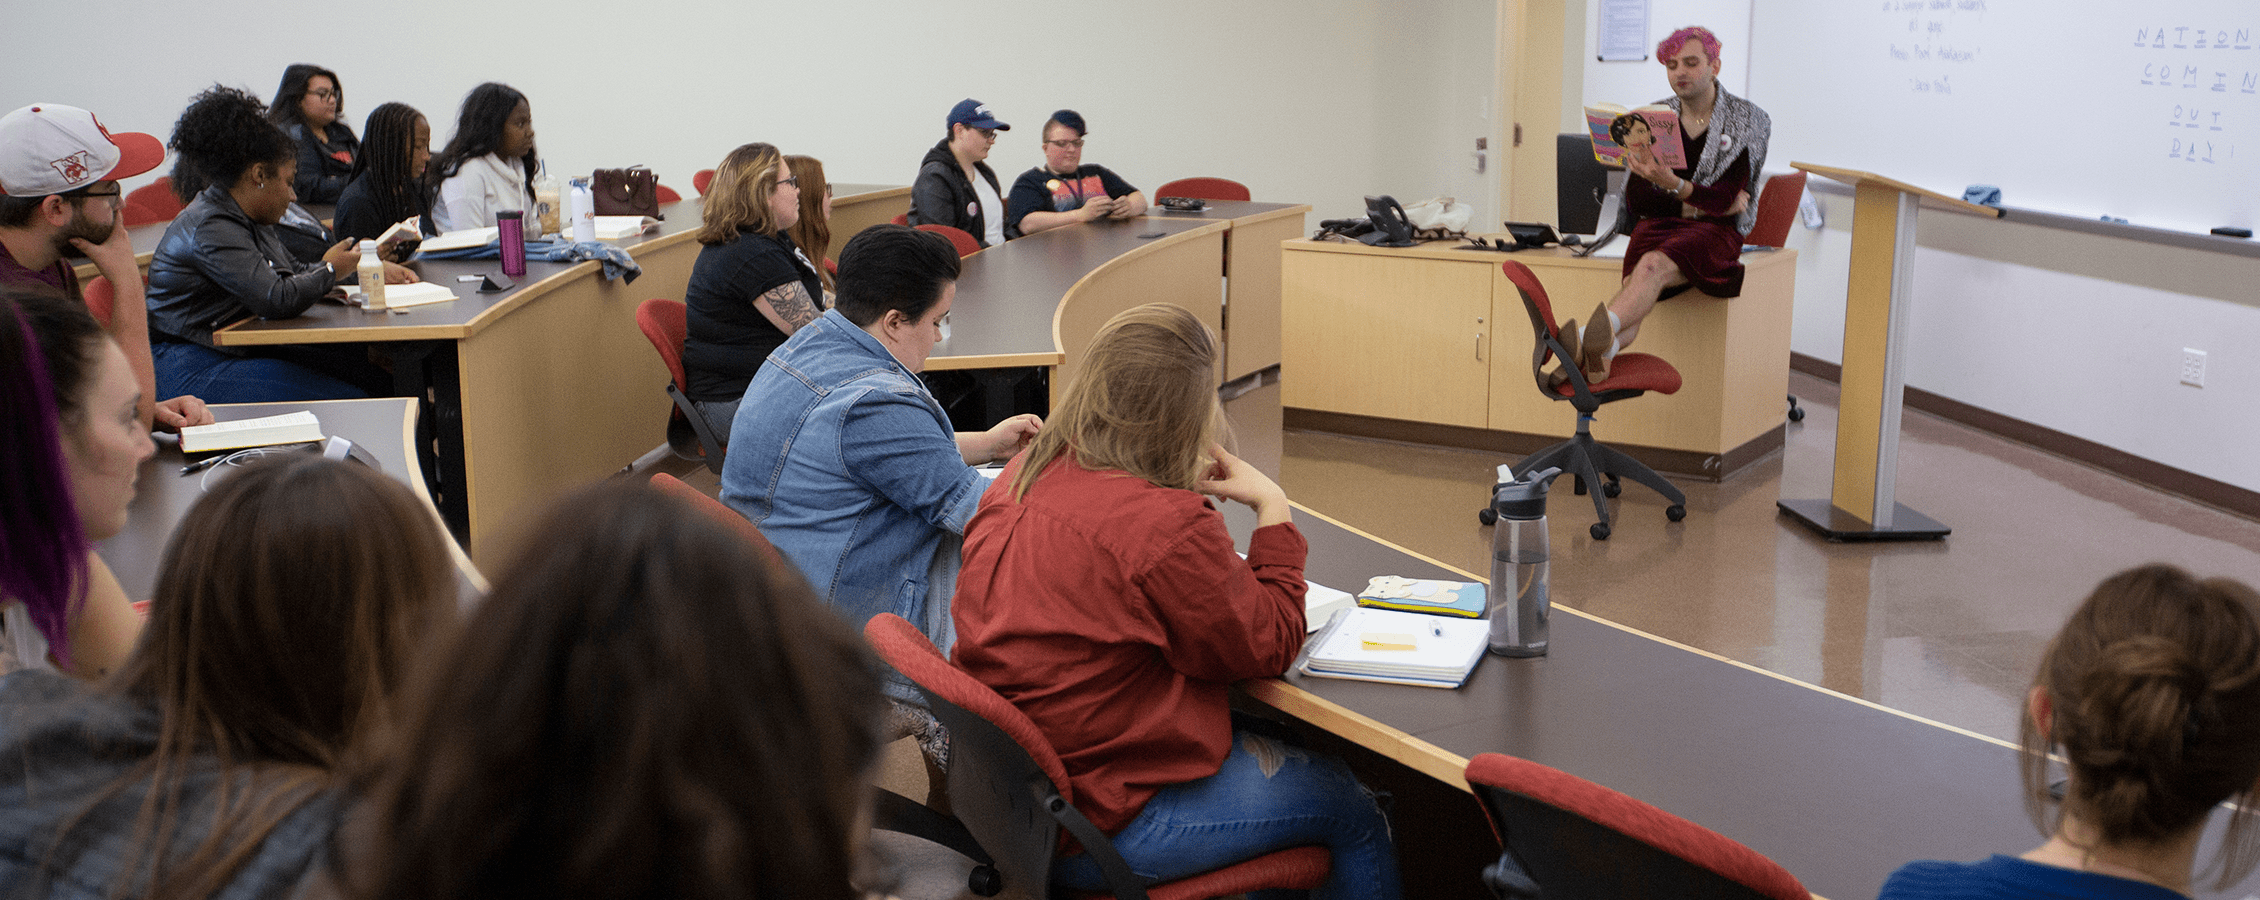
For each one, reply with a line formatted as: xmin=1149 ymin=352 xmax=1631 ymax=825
xmin=497 ymin=211 xmax=526 ymax=278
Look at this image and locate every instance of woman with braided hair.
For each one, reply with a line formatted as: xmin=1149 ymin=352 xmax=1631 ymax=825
xmin=331 ymin=102 xmax=434 ymax=253
xmin=1881 ymin=564 xmax=2260 ymax=899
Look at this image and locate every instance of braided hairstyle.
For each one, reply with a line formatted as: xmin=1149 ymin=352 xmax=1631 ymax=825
xmin=352 ymin=103 xmax=429 ymax=226
xmin=2022 ymin=564 xmax=2260 ymax=887
xmin=166 ymin=85 xmax=293 ymax=202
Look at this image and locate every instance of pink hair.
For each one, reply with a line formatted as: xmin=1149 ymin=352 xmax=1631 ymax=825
xmin=1657 ymin=26 xmax=1721 ymax=62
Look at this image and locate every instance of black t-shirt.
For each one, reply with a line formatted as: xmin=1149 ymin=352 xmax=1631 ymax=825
xmin=682 ymin=229 xmax=822 ymax=402
xmin=1005 ymin=164 xmax=1138 ymax=232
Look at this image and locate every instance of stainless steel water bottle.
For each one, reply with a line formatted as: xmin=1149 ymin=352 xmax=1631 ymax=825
xmin=1489 ymin=465 xmax=1562 ymax=657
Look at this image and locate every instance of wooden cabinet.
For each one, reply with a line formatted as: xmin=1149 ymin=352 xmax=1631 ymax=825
xmin=1282 ymin=245 xmax=1496 ymax=428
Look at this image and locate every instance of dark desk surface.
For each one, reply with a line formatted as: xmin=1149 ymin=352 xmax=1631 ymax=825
xmin=1228 ymin=503 xmax=2260 ymax=900
xmin=211 ymin=199 xmax=704 ymax=346
xmin=1145 ymin=199 xmax=1309 ymax=225
xmin=95 ymin=398 xmax=483 ymax=603
xmin=926 ymin=215 xmax=1224 ymax=371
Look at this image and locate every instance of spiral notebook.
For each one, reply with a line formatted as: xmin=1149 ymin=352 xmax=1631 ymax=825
xmin=1296 ymin=607 xmax=1490 ymax=689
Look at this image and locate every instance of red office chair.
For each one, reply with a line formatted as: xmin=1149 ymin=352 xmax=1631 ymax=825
xmin=645 ymin=472 xmax=782 ymax=568
xmin=1153 ymin=177 xmax=1251 ymax=202
xmin=122 ymin=177 xmax=184 ymax=228
xmin=80 ymin=275 xmax=116 ymax=328
xmin=890 ymin=212 xmax=911 ymax=226
xmin=1466 ymin=754 xmax=1810 ymax=900
xmin=655 ymin=183 xmax=682 ymax=204
xmin=863 ymin=613 xmax=1332 ymax=900
xmin=692 ymin=168 xmax=715 ymax=196
xmin=1742 ymin=171 xmax=1811 ymax=424
xmin=1483 ymin=260 xmax=1685 ymax=540
xmin=632 ymin=299 xmax=728 ymax=474
xmin=915 ymin=223 xmax=982 ymax=258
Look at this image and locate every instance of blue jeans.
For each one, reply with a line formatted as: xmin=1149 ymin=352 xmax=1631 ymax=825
xmin=152 ymin=341 xmax=374 ymax=404
xmin=1052 ymin=731 xmax=1403 ymax=900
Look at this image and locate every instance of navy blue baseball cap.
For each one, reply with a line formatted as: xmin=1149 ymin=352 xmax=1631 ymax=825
xmin=948 ymin=99 xmax=1010 ymax=131
xmin=1049 ymin=109 xmax=1087 ymax=136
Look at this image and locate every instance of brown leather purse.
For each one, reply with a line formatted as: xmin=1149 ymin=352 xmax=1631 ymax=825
xmin=592 ymin=166 xmax=663 ymax=220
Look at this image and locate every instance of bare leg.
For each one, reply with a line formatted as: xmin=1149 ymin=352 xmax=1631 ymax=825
xmin=1605 ymin=250 xmax=1690 ymax=351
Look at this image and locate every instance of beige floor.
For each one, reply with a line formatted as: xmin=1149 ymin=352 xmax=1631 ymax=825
xmin=1275 ymin=369 xmax=2260 ymax=744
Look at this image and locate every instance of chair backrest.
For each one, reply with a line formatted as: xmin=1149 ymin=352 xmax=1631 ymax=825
xmin=889 ymin=212 xmax=911 ymax=226
xmin=633 ymin=298 xmax=691 ymax=391
xmin=1742 ymin=171 xmax=1807 ymax=249
xmin=656 ymin=183 xmax=682 ymax=204
xmin=692 ymin=168 xmax=716 ymax=196
xmin=1154 ymin=177 xmax=1251 ymax=202
xmin=122 ymin=177 xmax=184 ymax=228
xmin=914 ymin=223 xmax=982 ymax=258
xmin=1466 ymin=753 xmax=1810 ymax=900
xmin=1500 ymin=260 xmax=1566 ymax=374
xmin=864 ymin=614 xmax=1079 ymax=896
xmin=80 ymin=275 xmax=116 ymax=328
xmin=646 ymin=472 xmax=783 ymax=567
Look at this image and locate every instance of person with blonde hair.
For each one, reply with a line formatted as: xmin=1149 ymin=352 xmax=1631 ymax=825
xmin=951 ymin=303 xmax=1402 ymax=899
xmin=1881 ymin=564 xmax=2260 ymax=898
xmin=0 ymin=454 xmax=459 ymax=899
xmin=682 ymin=142 xmax=823 ymax=438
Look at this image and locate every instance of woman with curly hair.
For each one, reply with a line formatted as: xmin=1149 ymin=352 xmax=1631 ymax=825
xmin=145 ymin=85 xmax=412 ymax=403
xmin=267 ymin=64 xmax=358 ymax=205
xmin=426 ymin=83 xmax=536 ymax=233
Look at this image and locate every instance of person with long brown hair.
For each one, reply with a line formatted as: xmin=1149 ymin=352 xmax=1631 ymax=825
xmin=682 ymin=142 xmax=823 ymax=438
xmin=784 ymin=153 xmax=836 ymax=293
xmin=1881 ymin=564 xmax=2260 ymax=898
xmin=951 ymin=303 xmax=1402 ymax=899
xmin=0 ymin=454 xmax=458 ymax=900
xmin=333 ymin=479 xmax=888 ymax=900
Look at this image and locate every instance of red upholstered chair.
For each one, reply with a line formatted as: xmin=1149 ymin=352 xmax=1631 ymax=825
xmin=1487 ymin=260 xmax=1685 ymax=540
xmin=692 ymin=169 xmax=715 ymax=196
xmin=80 ymin=275 xmax=116 ymax=328
xmin=632 ymin=299 xmax=727 ymax=474
xmin=1741 ymin=171 xmax=1807 ymax=249
xmin=645 ymin=473 xmax=781 ymax=568
xmin=914 ymin=223 xmax=982 ymax=258
xmin=1153 ymin=177 xmax=1251 ymax=202
xmin=863 ymin=613 xmax=1332 ymax=900
xmin=890 ymin=212 xmax=911 ymax=226
xmin=122 ymin=177 xmax=184 ymax=228
xmin=655 ymin=183 xmax=682 ymax=204
xmin=1465 ymin=753 xmax=1810 ymax=900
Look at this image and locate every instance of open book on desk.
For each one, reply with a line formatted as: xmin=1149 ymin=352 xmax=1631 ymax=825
xmin=1297 ymin=607 xmax=1489 ymax=689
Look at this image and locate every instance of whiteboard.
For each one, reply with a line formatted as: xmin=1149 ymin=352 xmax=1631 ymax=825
xmin=1750 ymin=1 xmax=2259 ymax=235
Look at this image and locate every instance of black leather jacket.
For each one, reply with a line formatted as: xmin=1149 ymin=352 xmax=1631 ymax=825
xmin=146 ymin=185 xmax=337 ymax=349
xmin=907 ymin=139 xmax=1006 ymax=246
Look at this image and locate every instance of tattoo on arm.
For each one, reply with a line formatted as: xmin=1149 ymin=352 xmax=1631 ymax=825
xmin=758 ymin=282 xmax=821 ymax=332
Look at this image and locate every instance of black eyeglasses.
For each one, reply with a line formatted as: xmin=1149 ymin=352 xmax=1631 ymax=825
xmin=778 ymin=175 xmax=799 ymax=188
xmin=64 ymin=187 xmax=122 ymax=207
xmin=1044 ymin=139 xmax=1086 ymax=149
xmin=308 ymin=89 xmax=340 ymax=101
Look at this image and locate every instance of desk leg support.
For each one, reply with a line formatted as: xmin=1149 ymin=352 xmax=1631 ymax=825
xmin=1779 ymin=184 xmax=1949 ymax=541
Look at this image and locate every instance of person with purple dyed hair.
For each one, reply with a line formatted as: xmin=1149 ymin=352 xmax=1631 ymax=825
xmin=1559 ymin=24 xmax=1770 ymax=387
xmin=0 ymin=288 xmax=152 ymax=679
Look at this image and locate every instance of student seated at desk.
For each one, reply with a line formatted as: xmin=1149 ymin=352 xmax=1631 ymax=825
xmin=0 ymin=454 xmax=458 ymax=900
xmin=952 ymin=303 xmax=1403 ymax=900
xmin=1005 ymin=109 xmax=1148 ymax=237
xmin=267 ymin=64 xmax=358 ymax=206
xmin=330 ymin=480 xmax=888 ymax=900
xmin=683 ymin=142 xmax=821 ymax=438
xmin=1881 ymin=564 xmax=2260 ymax=900
xmin=425 ymin=83 xmax=536 ymax=234
xmin=146 ymin=86 xmax=414 ymax=404
xmin=784 ymin=154 xmax=837 ymax=295
xmin=0 ymin=103 xmax=211 ymax=431
xmin=331 ymin=102 xmax=435 ymax=252
xmin=0 ymin=289 xmax=153 ymax=680
xmin=908 ymin=98 xmax=1010 ymax=248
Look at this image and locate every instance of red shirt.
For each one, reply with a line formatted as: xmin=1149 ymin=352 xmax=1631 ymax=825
xmin=0 ymin=240 xmax=80 ymax=301
xmin=951 ymin=454 xmax=1308 ymax=833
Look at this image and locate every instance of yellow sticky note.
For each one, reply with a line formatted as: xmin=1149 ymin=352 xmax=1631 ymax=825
xmin=1359 ymin=632 xmax=1418 ymax=651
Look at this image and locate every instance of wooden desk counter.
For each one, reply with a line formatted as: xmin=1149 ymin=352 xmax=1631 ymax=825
xmin=1281 ymin=239 xmax=1796 ymax=479
xmin=827 ymin=184 xmax=910 ymax=260
xmin=1150 ymin=200 xmax=1311 ymax=381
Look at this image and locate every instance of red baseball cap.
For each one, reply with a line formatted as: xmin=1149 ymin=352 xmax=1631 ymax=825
xmin=0 ymin=103 xmax=166 ymax=196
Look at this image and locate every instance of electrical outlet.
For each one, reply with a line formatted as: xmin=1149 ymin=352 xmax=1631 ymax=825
xmin=2181 ymin=348 xmax=2207 ymax=387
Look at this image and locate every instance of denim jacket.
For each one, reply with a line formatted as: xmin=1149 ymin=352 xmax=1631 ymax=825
xmin=721 ymin=310 xmax=982 ymax=683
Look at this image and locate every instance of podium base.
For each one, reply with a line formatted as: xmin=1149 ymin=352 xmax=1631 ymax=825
xmin=1777 ymin=499 xmax=1950 ymax=542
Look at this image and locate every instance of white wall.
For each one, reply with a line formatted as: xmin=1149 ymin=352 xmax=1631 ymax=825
xmin=10 ymin=0 xmax=1496 ymax=227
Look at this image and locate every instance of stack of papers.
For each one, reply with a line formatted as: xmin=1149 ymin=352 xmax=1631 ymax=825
xmin=179 ymin=411 xmax=323 ymax=453
xmin=592 ymin=216 xmax=660 ymax=239
xmin=359 ymin=281 xmax=459 ymax=309
xmin=1298 ymin=607 xmax=1490 ymax=688
xmin=418 ymin=227 xmax=499 ymax=253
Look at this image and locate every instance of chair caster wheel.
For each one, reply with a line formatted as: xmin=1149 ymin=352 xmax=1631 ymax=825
xmin=1478 ymin=507 xmax=1498 ymax=526
xmin=1666 ymin=504 xmax=1686 ymax=522
xmin=968 ymin=864 xmax=1003 ymax=896
xmin=1590 ymin=521 xmax=1611 ymax=540
xmin=1788 ymin=406 xmax=1806 ymax=422
xmin=1602 ymin=478 xmax=1621 ymax=498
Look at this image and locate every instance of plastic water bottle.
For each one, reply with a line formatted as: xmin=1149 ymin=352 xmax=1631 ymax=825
xmin=1488 ymin=465 xmax=1562 ymax=657
xmin=357 ymin=240 xmax=386 ymax=311
xmin=568 ymin=176 xmax=596 ymax=243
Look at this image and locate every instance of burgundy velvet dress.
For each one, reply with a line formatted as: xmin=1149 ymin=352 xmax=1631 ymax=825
xmin=1622 ymin=126 xmax=1752 ymax=299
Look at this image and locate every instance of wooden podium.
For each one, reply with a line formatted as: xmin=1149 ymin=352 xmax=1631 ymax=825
xmin=1778 ymin=163 xmax=2001 ymax=541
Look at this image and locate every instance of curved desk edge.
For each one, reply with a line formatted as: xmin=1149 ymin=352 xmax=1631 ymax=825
xmin=377 ymin=397 xmax=488 ymax=595
xmin=1049 ymin=220 xmax=1231 ymax=397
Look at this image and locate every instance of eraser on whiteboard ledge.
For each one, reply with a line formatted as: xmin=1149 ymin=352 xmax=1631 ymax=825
xmin=2211 ymin=227 xmax=2252 ymax=239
